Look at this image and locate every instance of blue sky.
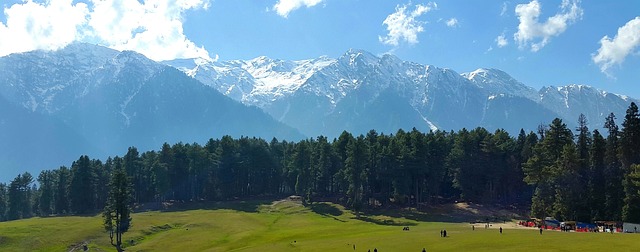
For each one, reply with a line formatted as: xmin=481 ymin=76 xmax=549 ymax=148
xmin=1 ymin=0 xmax=639 ymax=97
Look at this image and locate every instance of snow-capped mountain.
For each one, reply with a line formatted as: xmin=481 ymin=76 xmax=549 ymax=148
xmin=462 ymin=68 xmax=539 ymax=101
xmin=168 ymin=49 xmax=638 ymax=137
xmin=167 ymin=51 xmax=548 ymax=136
xmin=0 ymin=43 xmax=302 ymax=181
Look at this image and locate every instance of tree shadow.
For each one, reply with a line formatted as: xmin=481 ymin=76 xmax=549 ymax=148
xmin=310 ymin=203 xmax=347 ymax=222
xmin=357 ymin=216 xmax=417 ymax=226
xmin=310 ymin=203 xmax=342 ymax=216
xmin=136 ymin=199 xmax=272 ymax=213
xmin=362 ymin=207 xmax=477 ymax=223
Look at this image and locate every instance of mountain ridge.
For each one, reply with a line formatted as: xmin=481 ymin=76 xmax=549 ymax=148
xmin=166 ymin=48 xmax=637 ymax=136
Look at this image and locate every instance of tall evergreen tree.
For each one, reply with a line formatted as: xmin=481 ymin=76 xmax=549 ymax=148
xmin=0 ymin=183 xmax=7 ymax=221
xmin=603 ymin=113 xmax=623 ymax=220
xmin=344 ymin=136 xmax=368 ymax=217
xmin=69 ymin=156 xmax=96 ymax=214
xmin=291 ymin=141 xmax=312 ymax=203
xmin=523 ymin=118 xmax=573 ymax=218
xmin=124 ymin=147 xmax=143 ymax=203
xmin=573 ymin=114 xmax=592 ymax=221
xmin=620 ymin=103 xmax=640 ymax=222
xmin=589 ymin=130 xmax=607 ymax=220
xmin=619 ymin=102 xmax=640 ymax=170
xmin=55 ymin=166 xmax=70 ymax=214
xmin=37 ymin=170 xmax=56 ymax=216
xmin=7 ymin=172 xmax=33 ymax=220
xmin=103 ymin=159 xmax=133 ymax=252
xmin=553 ymin=143 xmax=580 ymax=220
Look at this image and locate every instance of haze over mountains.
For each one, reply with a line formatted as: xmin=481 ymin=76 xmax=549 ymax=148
xmin=0 ymin=43 xmax=636 ymax=180
xmin=0 ymin=43 xmax=301 ymax=181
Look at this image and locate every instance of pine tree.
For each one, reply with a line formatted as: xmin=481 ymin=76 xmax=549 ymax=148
xmin=37 ymin=170 xmax=56 ymax=216
xmin=7 ymin=172 xmax=33 ymax=220
xmin=291 ymin=140 xmax=312 ymax=204
xmin=103 ymin=159 xmax=133 ymax=252
xmin=124 ymin=147 xmax=143 ymax=203
xmin=0 ymin=183 xmax=7 ymax=221
xmin=69 ymin=156 xmax=96 ymax=214
xmin=623 ymin=164 xmax=640 ymax=223
xmin=589 ymin=130 xmax=607 ymax=220
xmin=55 ymin=166 xmax=70 ymax=215
xmin=523 ymin=118 xmax=573 ymax=218
xmin=603 ymin=113 xmax=623 ymax=220
xmin=573 ymin=114 xmax=592 ymax=221
xmin=619 ymin=102 xmax=640 ymax=170
xmin=344 ymin=136 xmax=368 ymax=217
xmin=620 ymin=103 xmax=640 ymax=222
xmin=553 ymin=143 xmax=580 ymax=220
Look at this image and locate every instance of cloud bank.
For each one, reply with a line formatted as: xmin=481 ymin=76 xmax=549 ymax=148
xmin=379 ymin=2 xmax=437 ymax=46
xmin=272 ymin=0 xmax=324 ymax=18
xmin=592 ymin=17 xmax=640 ymax=76
xmin=0 ymin=0 xmax=212 ymax=61
xmin=513 ymin=0 xmax=582 ymax=52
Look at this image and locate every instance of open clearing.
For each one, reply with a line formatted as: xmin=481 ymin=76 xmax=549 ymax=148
xmin=0 ymin=199 xmax=637 ymax=251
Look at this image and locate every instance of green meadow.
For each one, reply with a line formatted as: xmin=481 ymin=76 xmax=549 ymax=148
xmin=0 ymin=200 xmax=637 ymax=251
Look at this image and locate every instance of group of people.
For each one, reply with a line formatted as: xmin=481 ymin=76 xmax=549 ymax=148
xmin=440 ymin=229 xmax=447 ymax=237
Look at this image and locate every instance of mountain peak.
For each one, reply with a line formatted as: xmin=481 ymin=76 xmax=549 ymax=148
xmin=463 ymin=68 xmax=538 ymax=101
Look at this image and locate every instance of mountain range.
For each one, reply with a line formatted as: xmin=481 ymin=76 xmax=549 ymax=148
xmin=0 ymin=43 xmax=636 ymax=181
xmin=166 ymin=49 xmax=637 ymax=137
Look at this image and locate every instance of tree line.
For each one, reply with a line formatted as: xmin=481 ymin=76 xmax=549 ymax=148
xmin=2 ymin=103 xmax=640 ymax=223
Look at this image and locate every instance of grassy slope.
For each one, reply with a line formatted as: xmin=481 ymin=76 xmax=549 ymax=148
xmin=0 ymin=201 xmax=638 ymax=252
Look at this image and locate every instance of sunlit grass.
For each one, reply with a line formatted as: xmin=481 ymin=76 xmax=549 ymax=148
xmin=0 ymin=200 xmax=638 ymax=251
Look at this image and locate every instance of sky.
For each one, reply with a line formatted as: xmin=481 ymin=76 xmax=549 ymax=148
xmin=0 ymin=0 xmax=639 ymax=97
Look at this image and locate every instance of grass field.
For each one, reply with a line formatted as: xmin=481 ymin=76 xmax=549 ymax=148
xmin=0 ymin=200 xmax=638 ymax=251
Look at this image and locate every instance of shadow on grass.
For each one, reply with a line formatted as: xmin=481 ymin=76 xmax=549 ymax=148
xmin=357 ymin=216 xmax=417 ymax=226
xmin=310 ymin=203 xmax=342 ymax=216
xmin=310 ymin=203 xmax=347 ymax=222
xmin=136 ymin=199 xmax=273 ymax=213
xmin=362 ymin=208 xmax=480 ymax=224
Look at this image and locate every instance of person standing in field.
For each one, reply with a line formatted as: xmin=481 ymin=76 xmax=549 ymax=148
xmin=499 ymin=227 xmax=503 ymax=234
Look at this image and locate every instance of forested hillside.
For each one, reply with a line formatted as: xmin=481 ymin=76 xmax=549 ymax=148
xmin=2 ymin=103 xmax=640 ymax=224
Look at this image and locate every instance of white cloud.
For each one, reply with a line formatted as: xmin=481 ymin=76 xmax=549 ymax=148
xmin=592 ymin=17 xmax=640 ymax=76
xmin=379 ymin=2 xmax=437 ymax=46
xmin=273 ymin=0 xmax=324 ymax=18
xmin=0 ymin=0 xmax=212 ymax=61
xmin=500 ymin=1 xmax=509 ymax=16
xmin=513 ymin=0 xmax=582 ymax=52
xmin=446 ymin=18 xmax=458 ymax=28
xmin=496 ymin=34 xmax=508 ymax=48
xmin=0 ymin=0 xmax=89 ymax=57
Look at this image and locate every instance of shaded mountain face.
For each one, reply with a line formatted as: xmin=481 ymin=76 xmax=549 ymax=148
xmin=0 ymin=43 xmax=302 ymax=181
